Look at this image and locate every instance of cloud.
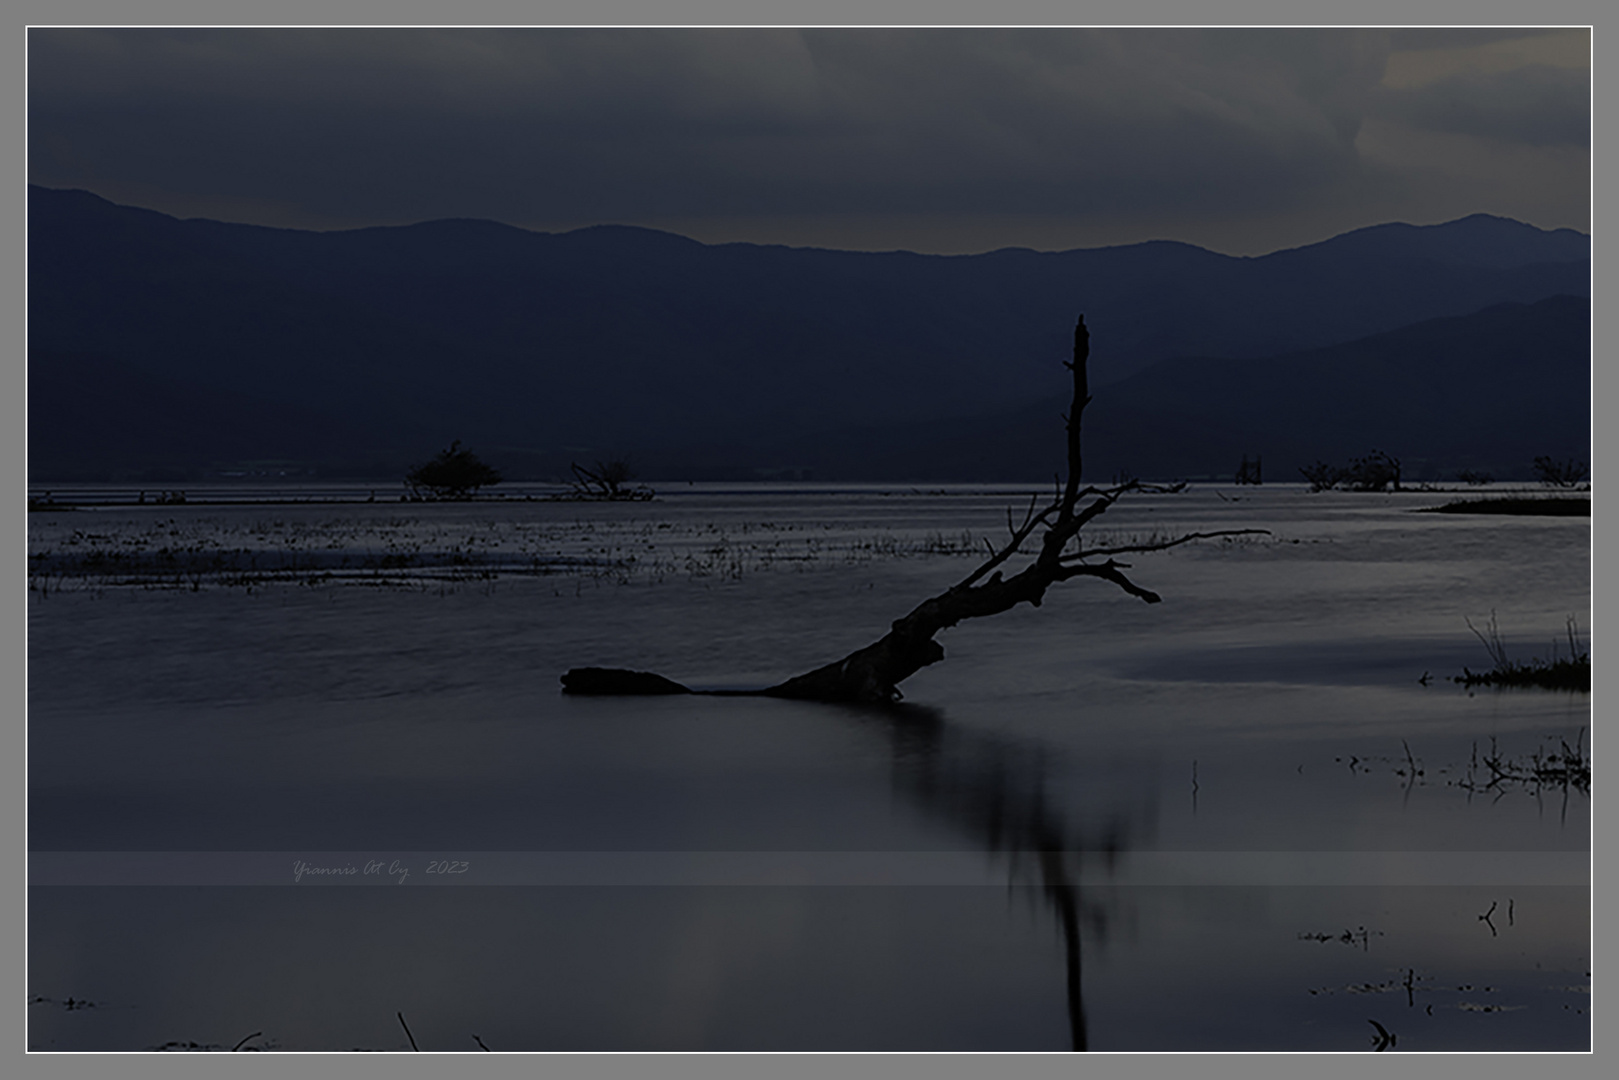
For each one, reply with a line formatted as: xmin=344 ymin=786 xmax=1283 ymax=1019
xmin=1386 ymin=28 xmax=1569 ymax=52
xmin=28 ymin=28 xmax=1395 ymax=231
xmin=1371 ymin=64 xmax=1589 ymax=147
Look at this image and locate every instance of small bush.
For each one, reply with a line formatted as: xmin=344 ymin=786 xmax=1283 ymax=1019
xmin=1299 ymin=461 xmax=1342 ymax=492
xmin=405 ymin=441 xmax=502 ymax=500
xmin=1341 ymin=450 xmax=1401 ymax=492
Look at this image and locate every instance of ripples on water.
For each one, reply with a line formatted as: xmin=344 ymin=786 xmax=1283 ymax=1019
xmin=28 ymin=484 xmax=1590 ymax=1050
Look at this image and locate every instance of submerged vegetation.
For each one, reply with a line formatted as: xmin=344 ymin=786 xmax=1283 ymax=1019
xmin=1456 ymin=732 xmax=1590 ymax=796
xmin=1453 ymin=612 xmax=1590 ymax=691
xmin=26 ymin=514 xmax=996 ymax=595
xmin=27 ymin=492 xmax=74 ymax=512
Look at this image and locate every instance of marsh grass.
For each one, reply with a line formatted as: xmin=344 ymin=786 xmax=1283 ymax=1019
xmin=1453 ymin=613 xmax=1590 ymax=691
xmin=27 ymin=515 xmax=1003 ymax=595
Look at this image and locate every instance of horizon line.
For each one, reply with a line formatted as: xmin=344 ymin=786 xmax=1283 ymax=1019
xmin=25 ymin=182 xmax=1593 ymax=262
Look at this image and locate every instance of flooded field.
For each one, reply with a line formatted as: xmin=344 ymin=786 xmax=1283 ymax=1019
xmin=27 ymin=483 xmax=1590 ymax=1051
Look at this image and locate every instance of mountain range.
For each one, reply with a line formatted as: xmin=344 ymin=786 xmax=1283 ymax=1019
xmin=28 ymin=185 xmax=1589 ymax=483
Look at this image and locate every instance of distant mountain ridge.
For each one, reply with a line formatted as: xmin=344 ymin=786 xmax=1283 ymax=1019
xmin=1264 ymin=213 xmax=1589 ymax=270
xmin=27 ymin=185 xmax=1589 ymax=481
xmin=708 ymin=295 xmax=1587 ymax=483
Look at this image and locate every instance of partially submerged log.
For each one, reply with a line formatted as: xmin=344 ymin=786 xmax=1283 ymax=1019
xmin=563 ymin=316 xmax=1265 ymax=703
xmin=560 ymin=667 xmax=691 ymax=695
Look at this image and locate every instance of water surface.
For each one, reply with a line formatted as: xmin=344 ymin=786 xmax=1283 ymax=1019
xmin=28 ymin=484 xmax=1590 ymax=1051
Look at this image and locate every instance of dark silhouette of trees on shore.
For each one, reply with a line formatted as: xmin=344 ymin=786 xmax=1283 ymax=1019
xmin=563 ymin=316 xmax=1265 ymax=704
xmin=405 ymin=441 xmax=502 ymax=499
xmin=1298 ymin=450 xmax=1402 ymax=492
xmin=1532 ymin=455 xmax=1589 ymax=488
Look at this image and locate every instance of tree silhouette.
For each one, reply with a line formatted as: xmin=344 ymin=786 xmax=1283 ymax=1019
xmin=1532 ymin=455 xmax=1589 ymax=488
xmin=563 ymin=316 xmax=1265 ymax=703
xmin=1298 ymin=450 xmax=1400 ymax=492
xmin=405 ymin=441 xmax=502 ymax=500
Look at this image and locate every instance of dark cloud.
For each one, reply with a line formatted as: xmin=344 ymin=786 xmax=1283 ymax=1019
xmin=25 ymin=27 xmax=1587 ymax=251
xmin=1386 ymin=28 xmax=1571 ymax=52
xmin=27 ymin=29 xmax=1390 ymax=228
xmin=1371 ymin=64 xmax=1589 ymax=147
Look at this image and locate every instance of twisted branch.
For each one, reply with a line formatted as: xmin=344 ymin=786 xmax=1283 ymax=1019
xmin=563 ymin=314 xmax=1268 ymax=703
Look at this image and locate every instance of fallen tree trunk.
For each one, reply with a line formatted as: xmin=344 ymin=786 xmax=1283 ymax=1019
xmin=562 ymin=316 xmax=1265 ymax=703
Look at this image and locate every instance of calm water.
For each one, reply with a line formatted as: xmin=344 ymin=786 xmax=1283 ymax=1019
xmin=28 ymin=484 xmax=1590 ymax=1051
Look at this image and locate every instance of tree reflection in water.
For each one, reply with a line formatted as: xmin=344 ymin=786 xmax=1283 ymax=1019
xmin=838 ymin=702 xmax=1143 ymax=1052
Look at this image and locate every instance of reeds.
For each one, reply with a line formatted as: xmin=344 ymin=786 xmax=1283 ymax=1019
xmin=1453 ymin=613 xmax=1590 ymax=691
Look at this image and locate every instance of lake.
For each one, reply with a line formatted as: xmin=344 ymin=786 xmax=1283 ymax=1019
xmin=27 ymin=482 xmax=1590 ymax=1051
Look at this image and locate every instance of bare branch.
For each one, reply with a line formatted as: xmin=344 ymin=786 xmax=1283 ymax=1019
xmin=1006 ymin=493 xmax=1040 ymax=541
xmin=562 ymin=315 xmax=1262 ymax=704
xmin=1055 ymin=560 xmax=1163 ymax=603
xmin=1037 ymin=487 xmax=1122 ymax=567
xmin=1057 ymin=318 xmax=1091 ymax=523
xmin=955 ymin=499 xmax=1059 ymax=590
xmin=1065 ymin=529 xmax=1272 ymax=561
xmin=1070 ymin=490 xmax=1123 ymax=530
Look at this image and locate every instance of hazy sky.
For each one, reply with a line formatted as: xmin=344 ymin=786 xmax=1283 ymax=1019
xmin=27 ymin=27 xmax=1590 ymax=255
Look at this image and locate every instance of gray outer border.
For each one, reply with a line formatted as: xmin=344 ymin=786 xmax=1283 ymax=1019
xmin=7 ymin=2 xmax=1605 ymax=1079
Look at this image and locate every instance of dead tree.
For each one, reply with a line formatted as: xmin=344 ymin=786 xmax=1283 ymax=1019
xmin=563 ymin=316 xmax=1266 ymax=704
xmin=569 ymin=459 xmax=653 ymax=501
